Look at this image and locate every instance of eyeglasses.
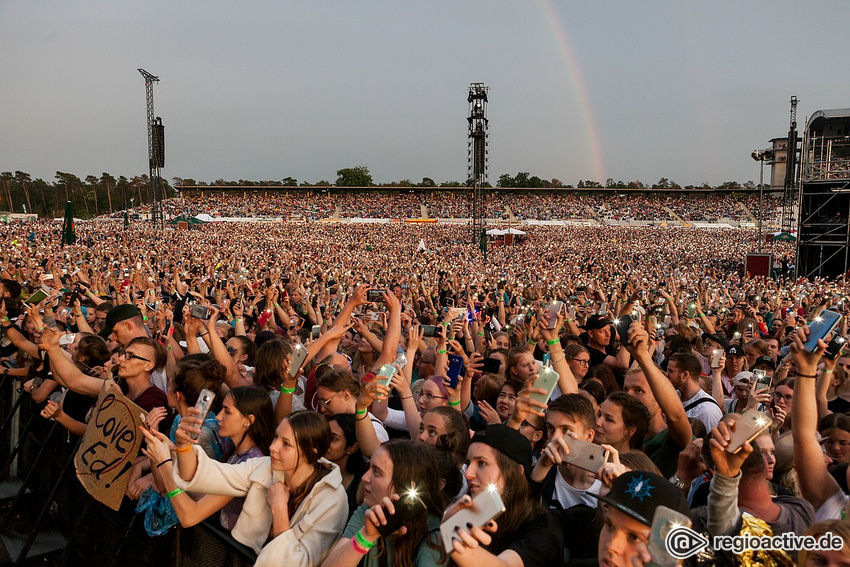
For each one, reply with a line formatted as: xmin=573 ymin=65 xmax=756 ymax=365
xmin=520 ymin=420 xmax=541 ymax=432
xmin=122 ymin=351 xmax=151 ymax=363
xmin=226 ymin=346 xmax=237 ymax=355
xmin=773 ymin=392 xmax=793 ymax=402
xmin=418 ymin=391 xmax=447 ymax=403
xmin=318 ymin=390 xmax=342 ymax=407
xmin=572 ymin=358 xmax=590 ymax=366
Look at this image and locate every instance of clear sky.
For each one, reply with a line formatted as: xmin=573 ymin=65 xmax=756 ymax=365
xmin=2 ymin=1 xmax=848 ymax=187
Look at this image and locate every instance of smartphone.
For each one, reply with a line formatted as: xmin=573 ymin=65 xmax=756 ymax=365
xmin=528 ymin=365 xmax=559 ymax=407
xmin=378 ymin=490 xmax=424 ymax=538
xmin=368 ymin=311 xmax=380 ymax=322
xmin=289 ymin=343 xmax=308 ymax=378
xmin=25 ymin=289 xmax=49 ymax=305
xmin=190 ymin=389 xmax=216 ymax=440
xmin=376 ymin=364 xmax=396 ymax=388
xmin=367 ymin=289 xmax=387 ymax=302
xmin=446 ymin=355 xmax=464 ymax=389
xmin=547 ymin=300 xmax=564 ymax=330
xmin=482 ymin=357 xmax=501 ymax=374
xmin=420 ymin=324 xmax=439 ymax=338
xmin=726 ymin=410 xmax=772 ymax=454
xmin=562 ymin=435 xmax=611 ymax=473
xmin=190 ymin=304 xmax=211 ymax=320
xmin=440 ymin=487 xmax=505 ymax=553
xmin=647 ymin=506 xmax=693 ymax=567
xmin=710 ymin=349 xmax=723 ymax=369
xmin=616 ymin=313 xmax=638 ymax=345
xmin=311 ymin=325 xmax=321 ymax=339
xmin=804 ymin=309 xmax=842 ymax=353
xmin=824 ymin=335 xmax=847 ymax=360
xmin=752 ymin=369 xmax=771 ymax=392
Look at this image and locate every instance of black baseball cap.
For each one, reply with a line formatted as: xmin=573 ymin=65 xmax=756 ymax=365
xmin=752 ymin=355 xmax=776 ymax=370
xmin=470 ymin=424 xmax=533 ymax=474
xmin=726 ymin=344 xmax=745 ymax=357
xmin=591 ymin=470 xmax=691 ymax=527
xmin=585 ymin=314 xmax=611 ymax=331
xmin=99 ymin=304 xmax=142 ymax=338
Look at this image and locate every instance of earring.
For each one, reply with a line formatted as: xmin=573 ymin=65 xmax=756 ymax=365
xmin=244 ymin=422 xmax=250 ymax=427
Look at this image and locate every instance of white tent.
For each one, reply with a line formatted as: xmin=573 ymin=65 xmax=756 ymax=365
xmin=485 ymin=228 xmax=506 ymax=236
xmin=504 ymin=227 xmax=526 ymax=235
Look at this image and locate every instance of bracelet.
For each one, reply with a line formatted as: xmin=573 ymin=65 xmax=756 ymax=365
xmin=448 ymin=399 xmax=461 ymax=407
xmin=796 ymin=373 xmax=817 ymax=379
xmin=528 ymin=340 xmax=538 ymax=346
xmin=280 ymin=385 xmax=296 ymax=395
xmin=547 ymin=338 xmax=560 ymax=345
xmin=234 ymin=317 xmax=242 ymax=322
xmin=142 ymin=316 xmax=149 ymax=322
xmin=478 ymin=332 xmax=484 ymax=336
xmin=167 ymin=488 xmax=184 ymax=499
xmin=355 ymin=530 xmax=376 ymax=550
xmin=565 ymin=318 xmax=573 ymax=323
xmin=355 ymin=414 xmax=368 ymax=421
xmin=437 ymin=349 xmax=447 ymax=354
xmin=156 ymin=458 xmax=173 ymax=469
xmin=823 ymin=369 xmax=834 ymax=374
xmin=550 ymin=355 xmax=566 ymax=364
xmin=351 ymin=538 xmax=369 ymax=555
xmin=176 ymin=445 xmax=193 ymax=454
xmin=355 ymin=408 xmax=368 ymax=416
xmin=401 ymin=395 xmax=413 ymax=400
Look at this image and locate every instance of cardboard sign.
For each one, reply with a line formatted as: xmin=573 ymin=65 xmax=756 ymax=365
xmin=74 ymin=379 xmax=147 ymax=511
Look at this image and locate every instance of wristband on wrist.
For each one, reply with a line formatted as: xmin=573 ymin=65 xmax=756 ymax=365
xmin=528 ymin=340 xmax=538 ymax=346
xmin=176 ymin=445 xmax=193 ymax=454
xmin=351 ymin=538 xmax=369 ymax=555
xmin=167 ymin=488 xmax=184 ymax=499
xmin=355 ymin=530 xmax=377 ymax=550
xmin=448 ymin=399 xmax=461 ymax=407
xmin=823 ymin=369 xmax=834 ymax=374
xmin=478 ymin=332 xmax=485 ymax=336
xmin=796 ymin=373 xmax=817 ymax=379
xmin=355 ymin=408 xmax=368 ymax=416
xmin=547 ymin=338 xmax=560 ymax=345
xmin=280 ymin=385 xmax=296 ymax=395
xmin=437 ymin=349 xmax=447 ymax=354
xmin=156 ymin=458 xmax=173 ymax=469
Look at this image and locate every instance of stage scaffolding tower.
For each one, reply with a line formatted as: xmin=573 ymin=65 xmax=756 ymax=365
xmin=468 ymin=83 xmax=490 ymax=251
xmin=138 ymin=69 xmax=165 ymax=228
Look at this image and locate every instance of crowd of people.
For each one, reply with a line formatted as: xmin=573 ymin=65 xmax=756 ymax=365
xmin=112 ymin=191 xmax=787 ymax=225
xmin=2 ymin=210 xmax=848 ymax=566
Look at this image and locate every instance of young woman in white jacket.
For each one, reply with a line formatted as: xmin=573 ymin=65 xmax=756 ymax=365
xmin=170 ymin=409 xmax=348 ymax=567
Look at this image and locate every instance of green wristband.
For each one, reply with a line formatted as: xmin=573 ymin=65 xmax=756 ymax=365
xmin=448 ymin=399 xmax=461 ymax=407
xmin=547 ymin=339 xmax=560 ymax=345
xmin=280 ymin=385 xmax=296 ymax=395
xmin=437 ymin=349 xmax=447 ymax=354
xmin=355 ymin=529 xmax=376 ymax=549
xmin=355 ymin=408 xmax=367 ymax=416
xmin=167 ymin=488 xmax=184 ymax=499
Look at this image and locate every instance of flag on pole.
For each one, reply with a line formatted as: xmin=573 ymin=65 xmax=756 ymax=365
xmin=124 ymin=210 xmax=129 ymax=229
xmin=61 ymin=200 xmax=76 ymax=246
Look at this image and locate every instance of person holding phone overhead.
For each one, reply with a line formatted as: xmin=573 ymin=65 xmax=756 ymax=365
xmin=447 ymin=424 xmax=562 ymax=567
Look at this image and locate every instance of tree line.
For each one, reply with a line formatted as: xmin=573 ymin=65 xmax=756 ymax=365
xmin=0 ymin=171 xmax=174 ymax=218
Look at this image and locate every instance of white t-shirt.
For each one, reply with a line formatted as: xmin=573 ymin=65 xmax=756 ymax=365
xmin=815 ymin=490 xmax=850 ymax=522
xmin=382 ymin=407 xmax=409 ymax=432
xmin=553 ymin=472 xmax=602 ymax=509
xmin=682 ymin=389 xmax=723 ymax=432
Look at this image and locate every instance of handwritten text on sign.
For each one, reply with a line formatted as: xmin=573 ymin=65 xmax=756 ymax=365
xmin=74 ymin=379 xmax=146 ymax=511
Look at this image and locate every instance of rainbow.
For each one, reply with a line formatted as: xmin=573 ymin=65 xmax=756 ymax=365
xmin=538 ymin=0 xmax=606 ymax=184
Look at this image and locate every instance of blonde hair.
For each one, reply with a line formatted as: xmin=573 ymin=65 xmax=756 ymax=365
xmin=798 ymin=520 xmax=850 ymax=565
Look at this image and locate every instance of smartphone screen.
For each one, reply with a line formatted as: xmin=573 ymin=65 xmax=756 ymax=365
xmin=446 ymin=355 xmax=464 ymax=389
xmin=805 ymin=309 xmax=842 ymax=352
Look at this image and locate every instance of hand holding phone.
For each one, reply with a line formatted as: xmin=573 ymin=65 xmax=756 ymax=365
xmin=440 ymin=487 xmax=505 ymax=553
xmin=189 ymin=389 xmax=215 ymax=440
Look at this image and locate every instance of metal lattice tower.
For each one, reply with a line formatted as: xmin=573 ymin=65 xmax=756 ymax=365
xmin=782 ymin=96 xmax=799 ymax=234
xmin=138 ymin=68 xmax=164 ymax=228
xmin=468 ymin=83 xmax=490 ymax=249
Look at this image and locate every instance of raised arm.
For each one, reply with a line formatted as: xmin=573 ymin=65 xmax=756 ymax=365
xmin=626 ymin=323 xmax=692 ymax=449
xmin=790 ymin=326 xmax=842 ymax=512
xmin=37 ymin=327 xmax=104 ymax=397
